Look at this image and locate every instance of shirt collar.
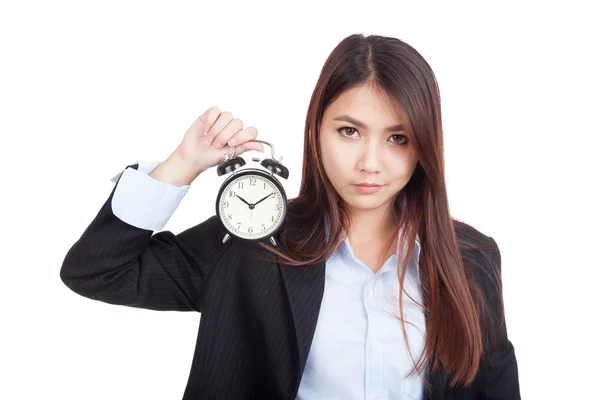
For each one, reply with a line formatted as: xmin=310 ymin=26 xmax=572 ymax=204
xmin=325 ymin=218 xmax=422 ymax=278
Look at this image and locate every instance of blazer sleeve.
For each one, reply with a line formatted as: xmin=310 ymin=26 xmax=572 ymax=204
xmin=59 ymin=163 xmax=230 ymax=312
xmin=477 ymin=237 xmax=521 ymax=399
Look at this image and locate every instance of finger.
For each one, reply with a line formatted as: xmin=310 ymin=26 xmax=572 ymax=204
xmin=200 ymin=106 xmax=221 ymax=135
xmin=212 ymin=118 xmax=244 ymax=149
xmin=226 ymin=126 xmax=258 ymax=147
xmin=204 ymin=106 xmax=222 ymax=129
xmin=206 ymin=111 xmax=232 ymax=138
xmin=236 ymin=140 xmax=264 ymax=155
xmin=196 ymin=106 xmax=211 ymax=123
xmin=189 ymin=109 xmax=211 ymax=137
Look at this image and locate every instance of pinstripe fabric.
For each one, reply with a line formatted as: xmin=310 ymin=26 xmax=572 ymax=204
xmin=60 ymin=163 xmax=520 ymax=399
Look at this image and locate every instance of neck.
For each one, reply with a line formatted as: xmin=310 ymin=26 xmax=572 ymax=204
xmin=345 ymin=204 xmax=397 ymax=243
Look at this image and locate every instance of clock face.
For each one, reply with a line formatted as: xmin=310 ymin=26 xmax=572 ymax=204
xmin=217 ymin=171 xmax=286 ymax=241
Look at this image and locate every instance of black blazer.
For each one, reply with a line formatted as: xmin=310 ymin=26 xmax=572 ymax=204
xmin=60 ymin=163 xmax=520 ymax=399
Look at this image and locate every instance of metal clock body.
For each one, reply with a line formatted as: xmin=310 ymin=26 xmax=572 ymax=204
xmin=214 ymin=139 xmax=289 ymax=246
xmin=216 ymin=169 xmax=287 ymax=243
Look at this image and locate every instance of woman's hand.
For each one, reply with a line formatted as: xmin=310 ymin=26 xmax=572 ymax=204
xmin=174 ymin=106 xmax=265 ymax=173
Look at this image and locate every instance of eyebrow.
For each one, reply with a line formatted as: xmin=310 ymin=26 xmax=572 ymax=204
xmin=333 ymin=115 xmax=406 ymax=133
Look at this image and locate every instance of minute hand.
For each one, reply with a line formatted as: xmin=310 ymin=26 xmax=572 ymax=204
xmin=254 ymin=193 xmax=273 ymax=206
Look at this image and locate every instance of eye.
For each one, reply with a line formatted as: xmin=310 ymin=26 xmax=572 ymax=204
xmin=337 ymin=127 xmax=408 ymax=146
xmin=337 ymin=126 xmax=358 ymax=137
xmin=389 ymin=134 xmax=408 ymax=145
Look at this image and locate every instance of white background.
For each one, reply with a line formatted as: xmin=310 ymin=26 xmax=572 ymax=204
xmin=1 ymin=1 xmax=598 ymax=399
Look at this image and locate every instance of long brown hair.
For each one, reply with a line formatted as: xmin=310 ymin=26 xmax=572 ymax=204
xmin=257 ymin=33 xmax=501 ymax=388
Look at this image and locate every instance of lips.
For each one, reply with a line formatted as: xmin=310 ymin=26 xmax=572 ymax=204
xmin=353 ymin=184 xmax=382 ymax=193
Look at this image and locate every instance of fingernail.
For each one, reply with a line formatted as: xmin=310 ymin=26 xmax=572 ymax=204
xmin=228 ymin=138 xmax=236 ymax=146
xmin=213 ymin=140 xmax=221 ymax=148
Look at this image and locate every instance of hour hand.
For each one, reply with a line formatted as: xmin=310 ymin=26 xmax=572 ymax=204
xmin=254 ymin=193 xmax=273 ymax=206
xmin=235 ymin=195 xmax=252 ymax=207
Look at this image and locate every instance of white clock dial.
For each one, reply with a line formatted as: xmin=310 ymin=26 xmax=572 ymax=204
xmin=218 ymin=173 xmax=285 ymax=240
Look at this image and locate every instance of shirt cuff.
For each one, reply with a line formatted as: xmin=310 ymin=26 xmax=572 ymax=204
xmin=110 ymin=160 xmax=162 ymax=183
xmin=110 ymin=161 xmax=191 ymax=231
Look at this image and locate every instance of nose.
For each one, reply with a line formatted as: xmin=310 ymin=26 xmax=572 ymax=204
xmin=357 ymin=139 xmax=382 ymax=174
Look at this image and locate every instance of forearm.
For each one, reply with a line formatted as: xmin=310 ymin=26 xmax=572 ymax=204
xmin=150 ymin=151 xmax=204 ymax=186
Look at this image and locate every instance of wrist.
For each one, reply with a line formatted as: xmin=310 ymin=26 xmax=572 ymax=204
xmin=149 ymin=151 xmax=203 ymax=187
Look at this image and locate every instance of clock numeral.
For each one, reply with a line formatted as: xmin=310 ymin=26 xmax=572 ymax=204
xmin=270 ymin=192 xmax=276 ymax=198
xmin=263 ymin=182 xmax=266 ymax=189
xmin=238 ymin=182 xmax=244 ymax=189
xmin=271 ymin=216 xmax=275 ymax=222
xmin=228 ymin=191 xmax=236 ymax=198
xmin=223 ymin=201 xmax=229 ymax=208
xmin=248 ymin=226 xmax=253 ymax=234
xmin=237 ymin=222 xmax=242 ymax=229
xmin=275 ymin=203 xmax=282 ymax=211
xmin=261 ymin=224 xmax=266 ymax=231
xmin=227 ymin=214 xmax=232 ymax=220
xmin=250 ymin=178 xmax=257 ymax=186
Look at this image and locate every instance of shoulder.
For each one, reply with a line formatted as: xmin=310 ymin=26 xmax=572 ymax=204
xmin=452 ymin=219 xmax=504 ymax=324
xmin=453 ymin=219 xmax=500 ymax=276
xmin=454 ymin=219 xmax=498 ymax=253
xmin=453 ymin=223 xmax=520 ymax=393
xmin=172 ymin=214 xmax=239 ymax=268
xmin=453 ymin=219 xmax=508 ymax=351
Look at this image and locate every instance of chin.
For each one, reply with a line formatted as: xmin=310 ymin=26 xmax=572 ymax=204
xmin=341 ymin=196 xmax=389 ymax=211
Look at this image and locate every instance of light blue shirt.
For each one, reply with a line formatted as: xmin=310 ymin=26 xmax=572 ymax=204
xmin=110 ymin=162 xmax=425 ymax=400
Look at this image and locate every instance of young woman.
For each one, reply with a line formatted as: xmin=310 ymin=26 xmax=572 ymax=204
xmin=61 ymin=34 xmax=520 ymax=399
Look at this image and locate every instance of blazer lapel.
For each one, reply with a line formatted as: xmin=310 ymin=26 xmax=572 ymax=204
xmin=278 ymin=260 xmax=325 ymax=390
xmin=276 ymin=224 xmax=326 ymax=396
xmin=423 ymin=363 xmax=449 ymax=400
xmin=422 ymin=301 xmax=449 ymax=399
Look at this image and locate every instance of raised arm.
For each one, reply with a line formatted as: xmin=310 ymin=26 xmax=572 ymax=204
xmin=60 ymin=106 xmax=264 ymax=312
xmin=60 ymin=161 xmax=228 ymax=312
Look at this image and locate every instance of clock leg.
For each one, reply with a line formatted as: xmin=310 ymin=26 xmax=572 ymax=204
xmin=222 ymin=233 xmax=231 ymax=243
xmin=269 ymin=236 xmax=277 ymax=247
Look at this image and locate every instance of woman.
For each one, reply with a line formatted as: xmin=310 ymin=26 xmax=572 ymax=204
xmin=61 ymin=33 xmax=520 ymax=399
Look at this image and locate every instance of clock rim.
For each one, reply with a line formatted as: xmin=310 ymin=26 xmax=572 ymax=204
xmin=215 ymin=168 xmax=288 ymax=243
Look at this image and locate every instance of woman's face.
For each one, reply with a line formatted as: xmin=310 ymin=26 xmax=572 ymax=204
xmin=319 ymin=83 xmax=419 ymax=217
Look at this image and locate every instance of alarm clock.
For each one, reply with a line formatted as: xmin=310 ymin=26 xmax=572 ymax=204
xmin=215 ymin=139 xmax=289 ymax=246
